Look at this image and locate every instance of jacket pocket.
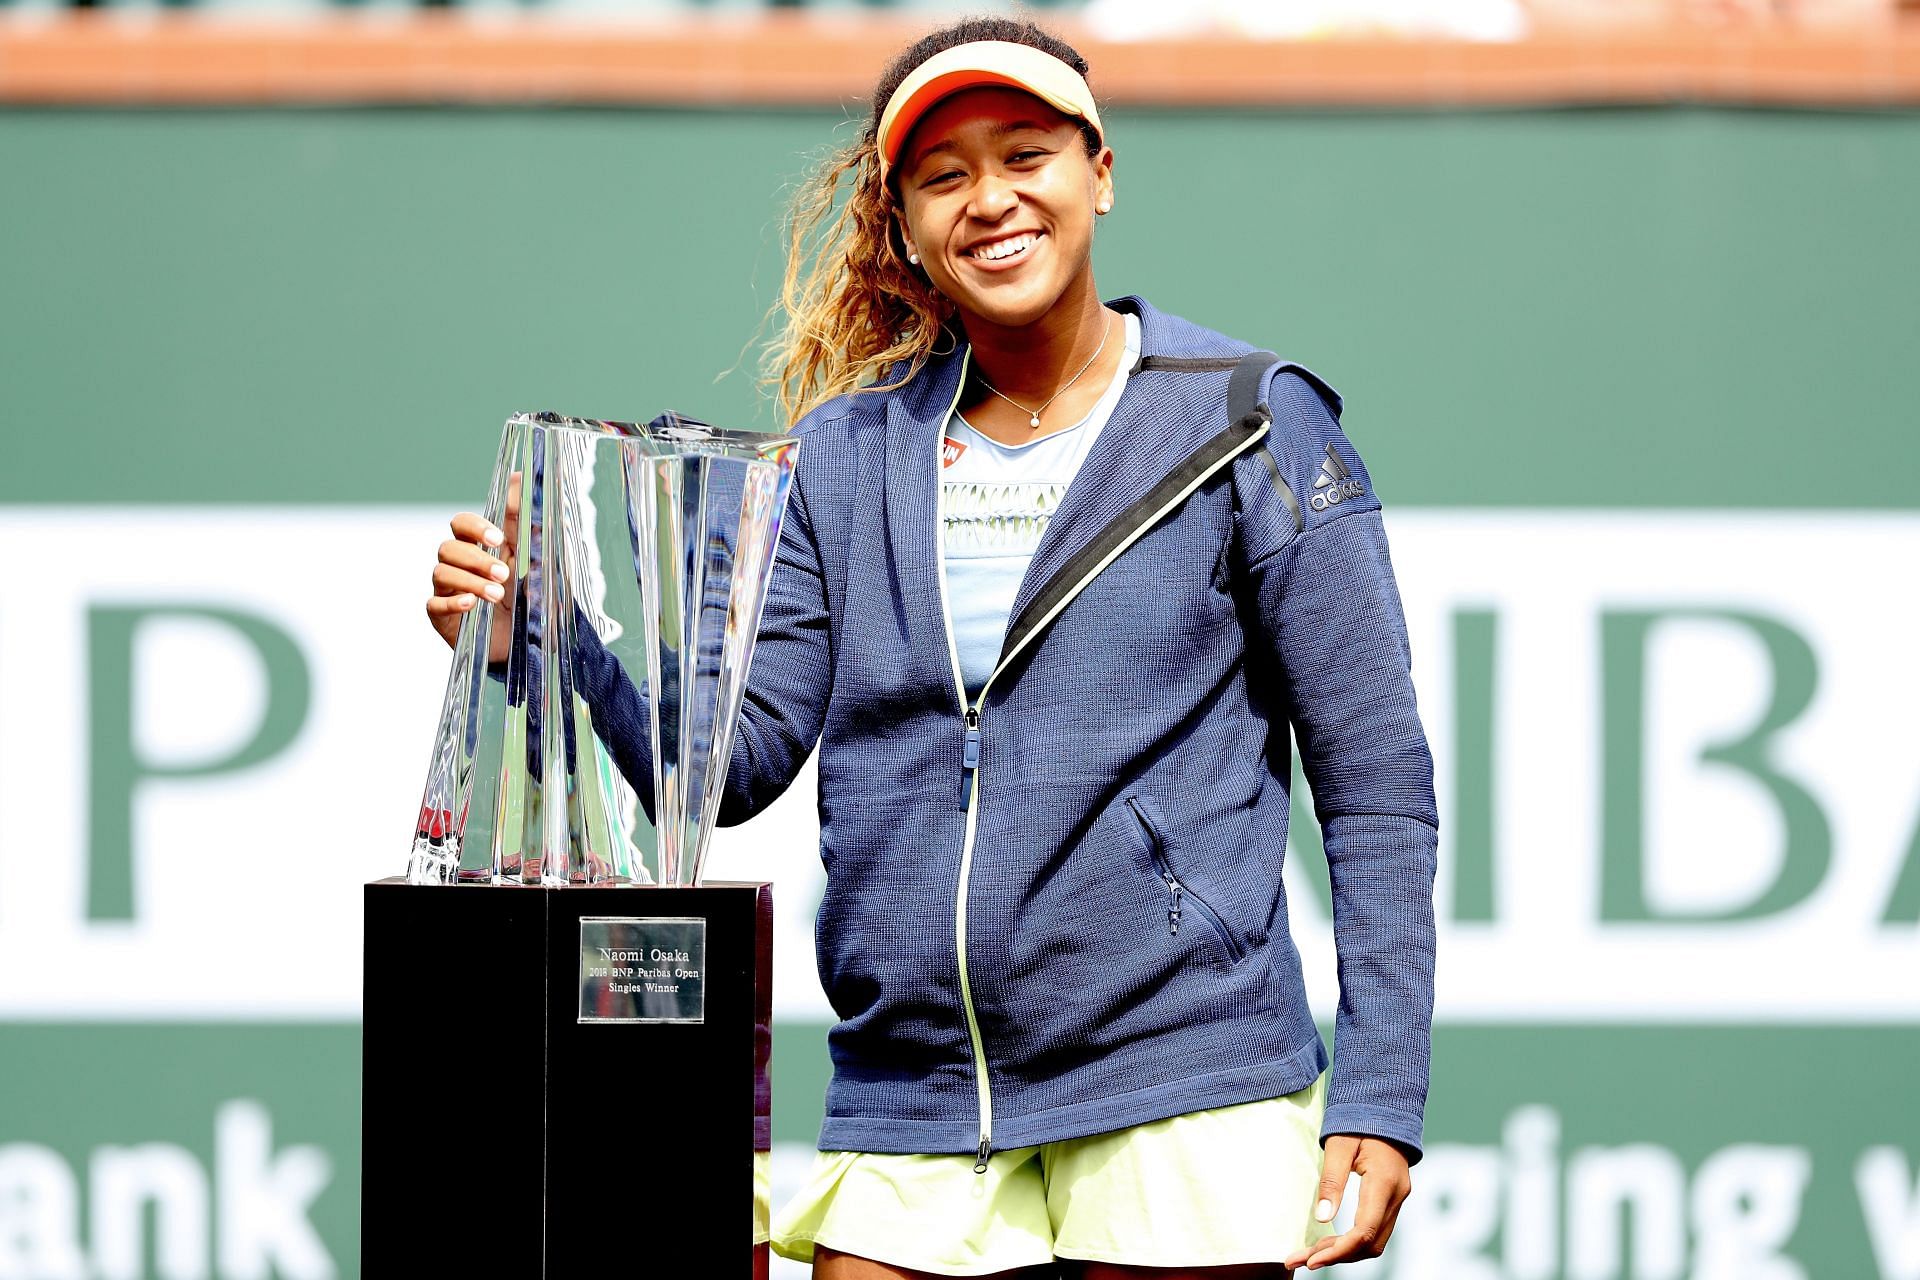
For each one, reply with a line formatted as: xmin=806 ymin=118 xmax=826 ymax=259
xmin=1125 ymin=794 xmax=1248 ymax=968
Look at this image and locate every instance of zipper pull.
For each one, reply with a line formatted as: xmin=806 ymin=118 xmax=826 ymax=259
xmin=960 ymin=708 xmax=981 ymax=809
xmin=1168 ymin=878 xmax=1183 ymax=936
xmin=974 ymin=1136 xmax=992 ymax=1175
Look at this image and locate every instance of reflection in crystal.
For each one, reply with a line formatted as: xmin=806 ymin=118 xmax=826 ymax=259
xmin=645 ymin=424 xmax=799 ymax=886
xmin=406 ymin=411 xmax=796 ymax=887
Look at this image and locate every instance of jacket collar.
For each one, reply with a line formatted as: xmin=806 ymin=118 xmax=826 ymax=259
xmin=882 ymin=294 xmax=1251 ymax=430
xmin=883 ymin=296 xmax=1260 ymax=694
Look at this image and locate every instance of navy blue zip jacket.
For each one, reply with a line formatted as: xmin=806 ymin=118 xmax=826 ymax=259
xmin=586 ymin=295 xmax=1437 ymax=1165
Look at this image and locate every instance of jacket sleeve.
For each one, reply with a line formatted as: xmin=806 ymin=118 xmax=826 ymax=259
xmin=1233 ymin=369 xmax=1439 ymax=1165
xmin=714 ymin=451 xmax=834 ymax=825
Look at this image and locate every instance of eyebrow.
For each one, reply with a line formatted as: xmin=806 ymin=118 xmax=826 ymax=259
xmin=908 ymin=120 xmax=1059 ymax=171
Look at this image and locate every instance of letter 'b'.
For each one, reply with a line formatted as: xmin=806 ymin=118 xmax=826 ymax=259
xmin=1599 ymin=607 xmax=1830 ymax=923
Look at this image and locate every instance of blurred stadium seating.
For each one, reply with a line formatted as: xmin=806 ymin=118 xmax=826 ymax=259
xmin=1 ymin=0 xmax=1916 ymax=106
xmin=0 ymin=0 xmax=1914 ymax=26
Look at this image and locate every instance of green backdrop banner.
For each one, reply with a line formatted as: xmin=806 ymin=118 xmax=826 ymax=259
xmin=3 ymin=1022 xmax=1914 ymax=1279
xmin=2 ymin=108 xmax=1917 ymax=507
xmin=2 ymin=106 xmax=1916 ymax=1280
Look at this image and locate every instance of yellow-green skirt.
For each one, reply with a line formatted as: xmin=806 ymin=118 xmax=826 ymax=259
xmin=770 ymin=1070 xmax=1334 ymax=1275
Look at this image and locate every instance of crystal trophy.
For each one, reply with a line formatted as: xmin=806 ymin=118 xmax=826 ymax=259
xmin=403 ymin=410 xmax=798 ymax=888
xmin=364 ymin=409 xmax=792 ymax=1277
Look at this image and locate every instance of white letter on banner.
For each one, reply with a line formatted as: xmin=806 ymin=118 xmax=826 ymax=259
xmin=214 ymin=1100 xmax=334 ymax=1280
xmin=0 ymin=1145 xmax=86 ymax=1280
xmin=91 ymin=1142 xmax=209 ymax=1280
xmin=1385 ymin=1145 xmax=1502 ymax=1280
xmin=1567 ymin=1144 xmax=1686 ymax=1280
xmin=1503 ymin=1106 xmax=1559 ymax=1280
xmin=1859 ymin=1147 xmax=1920 ymax=1280
xmin=1690 ymin=1145 xmax=1810 ymax=1280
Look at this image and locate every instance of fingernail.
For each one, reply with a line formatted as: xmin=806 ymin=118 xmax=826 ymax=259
xmin=484 ymin=526 xmax=504 ymax=545
xmin=490 ymin=562 xmax=509 ymax=581
xmin=485 ymin=584 xmax=504 ymax=601
xmin=456 ymin=593 xmax=475 ymax=608
xmin=1315 ymin=1198 xmax=1334 ymax=1222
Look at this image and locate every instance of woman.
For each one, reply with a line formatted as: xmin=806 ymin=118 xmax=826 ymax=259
xmin=428 ymin=18 xmax=1436 ymax=1279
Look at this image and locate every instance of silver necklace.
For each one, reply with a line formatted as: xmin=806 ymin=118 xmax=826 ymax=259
xmin=973 ymin=313 xmax=1115 ymax=430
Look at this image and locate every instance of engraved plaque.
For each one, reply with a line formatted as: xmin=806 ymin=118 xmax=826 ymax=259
xmin=577 ymin=916 xmax=706 ymax=1024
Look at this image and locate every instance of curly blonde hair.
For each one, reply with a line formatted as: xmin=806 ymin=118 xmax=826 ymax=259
xmin=765 ymin=18 xmax=1099 ymax=426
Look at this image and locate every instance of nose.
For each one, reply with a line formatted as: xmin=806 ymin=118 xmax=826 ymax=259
xmin=965 ymin=171 xmax=1018 ymax=223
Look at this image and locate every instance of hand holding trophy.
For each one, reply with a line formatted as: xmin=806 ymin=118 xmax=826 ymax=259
xmin=426 ymin=470 xmax=520 ymax=663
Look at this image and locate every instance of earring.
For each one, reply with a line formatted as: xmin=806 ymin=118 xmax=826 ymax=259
xmin=1097 ymin=201 xmax=1111 ymax=214
xmin=907 ymin=252 xmax=920 ymax=265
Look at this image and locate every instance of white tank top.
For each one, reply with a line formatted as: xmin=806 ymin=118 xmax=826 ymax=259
xmin=940 ymin=311 xmax=1142 ymax=698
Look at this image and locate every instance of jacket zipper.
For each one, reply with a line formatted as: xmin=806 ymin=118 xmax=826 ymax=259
xmin=1126 ymin=795 xmax=1247 ymax=966
xmin=932 ymin=358 xmax=1273 ymax=1175
xmin=933 ymin=352 xmax=998 ymax=1175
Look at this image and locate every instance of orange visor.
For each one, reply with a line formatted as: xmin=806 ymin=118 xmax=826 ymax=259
xmin=877 ymin=40 xmax=1104 ymax=183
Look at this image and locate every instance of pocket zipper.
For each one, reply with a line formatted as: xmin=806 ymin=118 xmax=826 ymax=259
xmin=1125 ymin=796 xmax=1247 ymax=966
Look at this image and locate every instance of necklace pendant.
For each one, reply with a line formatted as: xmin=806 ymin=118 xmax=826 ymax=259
xmin=1030 ymin=414 xmax=1041 ymax=428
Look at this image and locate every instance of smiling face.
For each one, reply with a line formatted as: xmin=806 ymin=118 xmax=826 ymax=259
xmin=892 ymin=85 xmax=1114 ymax=335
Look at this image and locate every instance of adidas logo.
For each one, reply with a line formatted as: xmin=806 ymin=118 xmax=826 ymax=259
xmin=1310 ymin=443 xmax=1365 ymax=512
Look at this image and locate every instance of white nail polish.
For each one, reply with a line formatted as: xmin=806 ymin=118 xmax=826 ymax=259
xmin=485 ymin=584 xmax=504 ymax=601
xmin=1316 ymin=1198 xmax=1335 ymax=1222
xmin=484 ymin=527 xmax=504 ymax=545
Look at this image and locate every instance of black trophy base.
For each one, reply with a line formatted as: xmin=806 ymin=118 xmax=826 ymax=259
xmin=362 ymin=877 xmax=773 ymax=1279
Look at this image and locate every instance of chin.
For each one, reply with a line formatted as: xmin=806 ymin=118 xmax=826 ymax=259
xmin=954 ymin=282 xmax=1069 ymax=331
xmin=971 ymin=302 xmax=1055 ymax=331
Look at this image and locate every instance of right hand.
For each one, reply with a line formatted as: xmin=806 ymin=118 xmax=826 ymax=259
xmin=426 ymin=471 xmax=520 ymax=664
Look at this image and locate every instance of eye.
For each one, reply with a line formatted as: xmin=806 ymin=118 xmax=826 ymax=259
xmin=921 ymin=169 xmax=963 ymax=188
xmin=1010 ymin=149 xmax=1047 ymax=164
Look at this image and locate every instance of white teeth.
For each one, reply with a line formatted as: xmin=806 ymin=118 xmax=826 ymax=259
xmin=973 ymin=233 xmax=1037 ymax=261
